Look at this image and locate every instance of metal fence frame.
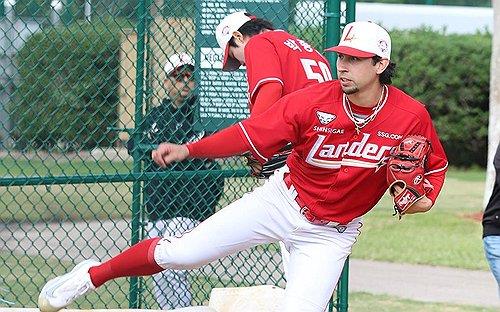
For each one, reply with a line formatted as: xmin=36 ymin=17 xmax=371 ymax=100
xmin=0 ymin=0 xmax=355 ymax=310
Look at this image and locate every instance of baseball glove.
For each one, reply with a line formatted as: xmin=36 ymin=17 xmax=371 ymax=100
xmin=387 ymin=135 xmax=431 ymax=218
xmin=245 ymin=143 xmax=292 ymax=179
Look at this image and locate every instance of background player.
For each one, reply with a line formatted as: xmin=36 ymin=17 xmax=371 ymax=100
xmin=215 ymin=11 xmax=332 ymax=278
xmin=216 ymin=11 xmax=332 ymax=176
xmin=39 ymin=21 xmax=448 ymax=312
xmin=216 ymin=11 xmax=332 ymax=117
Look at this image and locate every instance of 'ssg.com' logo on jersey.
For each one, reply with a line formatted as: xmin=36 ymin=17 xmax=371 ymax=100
xmin=377 ymin=131 xmax=403 ymax=140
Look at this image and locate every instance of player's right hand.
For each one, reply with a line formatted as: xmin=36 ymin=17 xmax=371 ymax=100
xmin=152 ymin=142 xmax=189 ymax=168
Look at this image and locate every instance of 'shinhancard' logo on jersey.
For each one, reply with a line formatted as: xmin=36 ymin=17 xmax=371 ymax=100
xmin=316 ymin=111 xmax=336 ymax=125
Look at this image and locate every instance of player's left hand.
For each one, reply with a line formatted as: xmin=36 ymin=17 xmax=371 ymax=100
xmin=387 ymin=135 xmax=432 ymax=218
xmin=391 ymin=185 xmax=433 ymax=214
xmin=152 ymin=143 xmax=189 ymax=168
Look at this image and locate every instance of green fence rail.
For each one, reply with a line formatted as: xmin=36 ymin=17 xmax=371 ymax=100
xmin=0 ymin=0 xmax=354 ymax=310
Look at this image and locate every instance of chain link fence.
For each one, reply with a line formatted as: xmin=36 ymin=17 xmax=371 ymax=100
xmin=0 ymin=0 xmax=353 ymax=310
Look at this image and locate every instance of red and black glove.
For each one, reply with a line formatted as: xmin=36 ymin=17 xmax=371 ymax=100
xmin=387 ymin=135 xmax=432 ymax=218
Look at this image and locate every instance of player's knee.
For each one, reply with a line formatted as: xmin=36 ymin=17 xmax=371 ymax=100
xmin=153 ymin=236 xmax=204 ymax=270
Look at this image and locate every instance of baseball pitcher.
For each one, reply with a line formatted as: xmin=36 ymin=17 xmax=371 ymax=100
xmin=39 ymin=21 xmax=448 ymax=312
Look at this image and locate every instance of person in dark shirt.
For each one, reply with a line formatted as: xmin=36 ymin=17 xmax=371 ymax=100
xmin=131 ymin=52 xmax=224 ymax=308
xmin=483 ymin=142 xmax=500 ymax=296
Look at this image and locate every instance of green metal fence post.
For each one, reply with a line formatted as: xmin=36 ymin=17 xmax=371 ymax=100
xmin=324 ymin=0 xmax=341 ymax=78
xmin=336 ymin=256 xmax=350 ymax=312
xmin=324 ymin=1 xmax=355 ymax=311
xmin=324 ymin=0 xmax=356 ymax=78
xmin=129 ymin=0 xmax=150 ymax=308
xmin=346 ymin=0 xmax=356 ymax=23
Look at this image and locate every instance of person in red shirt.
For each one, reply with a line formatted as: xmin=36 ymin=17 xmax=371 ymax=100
xmin=216 ymin=11 xmax=331 ymax=178
xmin=38 ymin=21 xmax=448 ymax=312
xmin=216 ymin=11 xmax=334 ymax=280
xmin=216 ymin=11 xmax=332 ymax=117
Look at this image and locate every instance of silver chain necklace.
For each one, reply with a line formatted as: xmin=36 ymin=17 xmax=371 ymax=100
xmin=343 ymin=85 xmax=388 ymax=134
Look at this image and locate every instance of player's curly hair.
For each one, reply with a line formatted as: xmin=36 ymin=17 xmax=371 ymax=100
xmin=372 ymin=56 xmax=396 ymax=85
xmin=228 ymin=13 xmax=275 ymax=48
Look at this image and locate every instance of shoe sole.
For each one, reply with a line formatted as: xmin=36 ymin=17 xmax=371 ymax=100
xmin=38 ymin=260 xmax=98 ymax=312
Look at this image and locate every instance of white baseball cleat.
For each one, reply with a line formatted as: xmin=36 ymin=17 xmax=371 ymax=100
xmin=38 ymin=259 xmax=100 ymax=312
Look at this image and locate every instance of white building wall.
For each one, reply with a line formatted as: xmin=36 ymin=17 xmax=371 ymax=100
xmin=295 ymin=2 xmax=493 ymax=34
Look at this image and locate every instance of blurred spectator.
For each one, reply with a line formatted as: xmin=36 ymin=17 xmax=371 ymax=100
xmin=128 ymin=52 xmax=224 ymax=308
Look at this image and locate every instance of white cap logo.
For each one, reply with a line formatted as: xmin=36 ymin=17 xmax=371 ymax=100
xmin=326 ymin=21 xmax=392 ymax=60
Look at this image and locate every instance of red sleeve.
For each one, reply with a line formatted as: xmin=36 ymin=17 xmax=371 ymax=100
xmin=187 ymin=95 xmax=300 ymax=163
xmin=237 ymin=94 xmax=301 ymax=163
xmin=187 ymin=91 xmax=305 ymax=163
xmin=250 ymin=82 xmax=283 ymax=117
xmin=186 ymin=125 xmax=248 ymax=158
xmin=245 ymin=36 xmax=284 ymax=105
xmin=418 ymin=113 xmax=448 ymax=204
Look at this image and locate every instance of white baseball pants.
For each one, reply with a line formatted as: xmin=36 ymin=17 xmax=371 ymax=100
xmin=153 ymin=167 xmax=362 ymax=312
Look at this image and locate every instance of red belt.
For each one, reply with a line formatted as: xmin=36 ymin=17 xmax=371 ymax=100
xmin=283 ymin=173 xmax=347 ymax=233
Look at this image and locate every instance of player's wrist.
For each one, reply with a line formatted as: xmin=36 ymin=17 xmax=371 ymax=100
xmin=184 ymin=144 xmax=193 ymax=158
xmin=406 ymin=196 xmax=433 ymax=214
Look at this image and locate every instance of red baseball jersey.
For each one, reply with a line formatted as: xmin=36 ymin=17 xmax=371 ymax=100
xmin=236 ymin=81 xmax=448 ymax=224
xmin=244 ymin=30 xmax=332 ymax=109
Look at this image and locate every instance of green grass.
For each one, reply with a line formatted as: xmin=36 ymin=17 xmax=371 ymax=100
xmin=0 ymin=154 xmax=255 ymax=223
xmin=0 ymin=182 xmax=133 ymax=223
xmin=352 ymin=168 xmax=487 ymax=270
xmin=348 ymin=292 xmax=496 ymax=312
xmin=0 ymin=250 xmax=138 ymax=309
xmin=0 ymin=166 xmax=489 ymax=270
xmin=0 ymin=155 xmax=132 ymax=177
xmin=1 ymin=252 xmax=494 ymax=311
xmin=0 ymin=176 xmax=256 ymax=223
xmin=0 ymin=250 xmax=249 ymax=309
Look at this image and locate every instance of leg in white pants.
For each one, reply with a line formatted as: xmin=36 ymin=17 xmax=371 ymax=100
xmin=153 ymin=170 xmax=362 ymax=311
xmin=147 ymin=217 xmax=200 ymax=309
xmin=153 ymin=186 xmax=286 ymax=270
xmin=283 ymin=219 xmax=361 ymax=312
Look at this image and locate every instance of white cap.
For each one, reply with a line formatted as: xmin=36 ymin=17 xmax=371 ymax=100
xmin=215 ymin=11 xmax=254 ymax=71
xmin=326 ymin=21 xmax=391 ymax=60
xmin=164 ymin=52 xmax=194 ymax=76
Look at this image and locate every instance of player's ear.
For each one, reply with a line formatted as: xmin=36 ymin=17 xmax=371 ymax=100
xmin=375 ymin=59 xmax=390 ymax=75
xmin=232 ymin=31 xmax=244 ymax=45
